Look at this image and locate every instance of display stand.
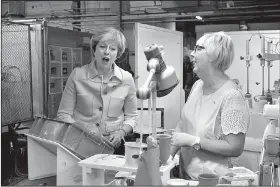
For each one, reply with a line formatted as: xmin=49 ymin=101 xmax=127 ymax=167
xmin=78 ymin=154 xmax=176 ymax=185
xmin=56 ymin=144 xmax=82 ymax=185
xmin=26 ymin=134 xmax=83 ymax=185
xmin=26 ymin=134 xmax=57 ymax=180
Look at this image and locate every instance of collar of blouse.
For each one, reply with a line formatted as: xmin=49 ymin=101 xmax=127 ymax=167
xmin=87 ymin=61 xmax=123 ymax=83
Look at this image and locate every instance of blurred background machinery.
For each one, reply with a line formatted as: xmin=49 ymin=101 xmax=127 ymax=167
xmin=1 ymin=22 xmax=32 ymax=185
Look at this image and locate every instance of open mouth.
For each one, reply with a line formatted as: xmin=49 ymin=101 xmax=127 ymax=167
xmin=102 ymin=57 xmax=110 ymax=62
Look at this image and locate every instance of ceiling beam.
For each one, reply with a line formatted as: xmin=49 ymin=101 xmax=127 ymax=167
xmin=122 ymin=6 xmax=280 ymax=21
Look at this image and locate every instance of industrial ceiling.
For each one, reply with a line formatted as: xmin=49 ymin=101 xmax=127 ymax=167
xmin=121 ymin=0 xmax=280 ymax=24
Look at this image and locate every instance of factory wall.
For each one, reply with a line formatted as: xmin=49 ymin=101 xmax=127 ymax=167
xmin=2 ymin=1 xmax=171 ymax=34
xmin=121 ymin=1 xmax=162 ymax=15
xmin=2 ymin=1 xmax=121 ymax=33
xmin=79 ymin=1 xmax=120 ymax=33
xmin=25 ymin=1 xmax=73 ymax=17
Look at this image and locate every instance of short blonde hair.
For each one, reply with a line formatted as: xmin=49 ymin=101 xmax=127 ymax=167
xmin=199 ymin=31 xmax=234 ymax=71
xmin=90 ymin=27 xmax=126 ymax=58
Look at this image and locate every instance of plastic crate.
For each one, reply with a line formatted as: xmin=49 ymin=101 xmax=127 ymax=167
xmin=39 ymin=119 xmax=69 ymax=142
xmin=219 ymin=167 xmax=258 ymax=186
xmin=61 ymin=123 xmax=115 ymax=159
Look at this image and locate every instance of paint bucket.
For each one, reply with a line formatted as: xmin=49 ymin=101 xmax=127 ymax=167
xmin=124 ymin=142 xmax=147 ymax=168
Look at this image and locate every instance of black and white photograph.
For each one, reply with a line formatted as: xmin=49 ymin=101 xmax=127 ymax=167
xmin=49 ymin=46 xmax=61 ymax=62
xmin=61 ymin=47 xmax=72 ymax=62
xmin=50 ymin=63 xmax=62 ymax=77
xmin=49 ymin=78 xmax=62 ymax=94
xmin=1 ymin=1 xmax=280 ymax=186
xmin=62 ymin=63 xmax=72 ymax=77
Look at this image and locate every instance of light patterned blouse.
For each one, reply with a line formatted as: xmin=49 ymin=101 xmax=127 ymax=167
xmin=176 ymin=79 xmax=250 ymax=180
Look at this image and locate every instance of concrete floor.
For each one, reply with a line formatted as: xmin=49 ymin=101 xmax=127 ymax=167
xmin=14 ymin=176 xmax=56 ymax=186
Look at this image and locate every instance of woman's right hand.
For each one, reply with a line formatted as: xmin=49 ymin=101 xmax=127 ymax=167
xmin=168 ymin=155 xmax=179 ymax=166
xmin=173 ymin=154 xmax=180 ymax=165
xmin=171 ymin=132 xmax=198 ymax=147
xmin=108 ymin=130 xmax=123 ymax=148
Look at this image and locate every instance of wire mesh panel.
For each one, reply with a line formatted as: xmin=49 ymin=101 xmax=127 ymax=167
xmin=1 ymin=22 xmax=33 ymax=126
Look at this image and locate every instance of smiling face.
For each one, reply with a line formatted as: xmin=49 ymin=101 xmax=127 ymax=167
xmin=190 ymin=37 xmax=214 ymax=77
xmin=190 ymin=32 xmax=235 ymax=79
xmin=94 ymin=40 xmax=119 ymax=71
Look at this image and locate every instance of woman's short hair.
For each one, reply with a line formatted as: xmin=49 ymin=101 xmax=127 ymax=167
xmin=199 ymin=31 xmax=234 ymax=71
xmin=90 ymin=27 xmax=127 ymax=58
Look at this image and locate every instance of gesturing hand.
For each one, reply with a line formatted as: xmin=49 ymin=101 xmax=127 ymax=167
xmin=109 ymin=130 xmax=124 ymax=148
xmin=171 ymin=132 xmax=198 ymax=147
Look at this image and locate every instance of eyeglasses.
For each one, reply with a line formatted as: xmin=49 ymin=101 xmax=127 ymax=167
xmin=194 ymin=45 xmax=205 ymax=52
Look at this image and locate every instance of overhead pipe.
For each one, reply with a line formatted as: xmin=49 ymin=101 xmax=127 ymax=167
xmin=229 ymin=1 xmax=280 ymax=7
xmin=24 ymin=12 xmax=120 ymax=20
xmin=23 ymin=5 xmax=280 ymax=21
xmin=121 ymin=15 xmax=280 ymax=24
xmin=219 ymin=4 xmax=280 ymax=10
xmin=219 ymin=1 xmax=280 ymax=9
xmin=201 ymin=14 xmax=280 ymax=21
xmin=49 ymin=21 xmax=118 ymax=31
xmin=19 ymin=13 xmax=280 ymax=27
xmin=17 ymin=4 xmax=280 ymax=25
xmin=48 ymin=17 xmax=119 ymax=23
xmin=121 ymin=6 xmax=280 ymax=21
xmin=49 ymin=21 xmax=99 ymax=33
xmin=47 ymin=14 xmax=280 ymax=25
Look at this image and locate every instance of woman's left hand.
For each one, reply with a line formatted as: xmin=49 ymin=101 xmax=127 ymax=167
xmin=171 ymin=132 xmax=197 ymax=147
xmin=109 ymin=131 xmax=124 ymax=148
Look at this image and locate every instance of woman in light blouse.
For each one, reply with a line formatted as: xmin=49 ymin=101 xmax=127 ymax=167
xmin=171 ymin=31 xmax=250 ymax=179
xmin=57 ymin=27 xmax=138 ymax=154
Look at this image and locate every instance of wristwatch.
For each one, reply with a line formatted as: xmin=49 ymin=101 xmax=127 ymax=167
xmin=193 ymin=137 xmax=201 ymax=151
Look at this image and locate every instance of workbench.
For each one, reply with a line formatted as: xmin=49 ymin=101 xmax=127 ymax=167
xmin=78 ymin=154 xmax=176 ymax=185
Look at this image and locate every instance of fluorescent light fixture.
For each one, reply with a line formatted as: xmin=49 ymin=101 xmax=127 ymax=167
xmin=195 ymin=16 xmax=203 ymax=20
xmin=11 ymin=19 xmax=38 ymax=23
